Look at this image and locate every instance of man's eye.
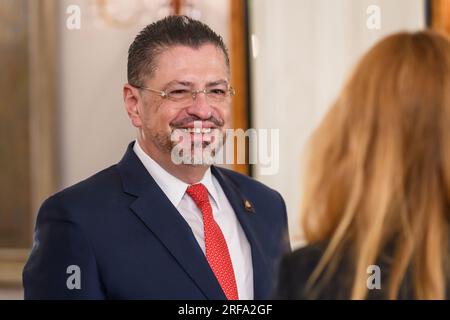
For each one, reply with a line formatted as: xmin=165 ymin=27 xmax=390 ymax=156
xmin=209 ymin=89 xmax=226 ymax=95
xmin=169 ymin=89 xmax=190 ymax=95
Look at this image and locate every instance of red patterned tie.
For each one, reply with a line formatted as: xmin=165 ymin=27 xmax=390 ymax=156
xmin=186 ymin=183 xmax=239 ymax=300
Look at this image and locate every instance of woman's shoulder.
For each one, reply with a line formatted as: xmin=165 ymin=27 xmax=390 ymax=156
xmin=274 ymin=242 xmax=328 ymax=299
xmin=283 ymin=242 xmax=328 ymax=271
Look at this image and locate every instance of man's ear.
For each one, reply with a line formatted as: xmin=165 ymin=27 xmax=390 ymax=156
xmin=123 ymin=84 xmax=142 ymax=127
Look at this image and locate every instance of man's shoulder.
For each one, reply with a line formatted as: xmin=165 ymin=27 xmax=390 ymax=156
xmin=39 ymin=165 xmax=122 ymax=219
xmin=57 ymin=164 xmax=121 ymax=198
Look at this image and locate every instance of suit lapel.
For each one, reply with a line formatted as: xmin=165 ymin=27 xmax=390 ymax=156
xmin=212 ymin=166 xmax=272 ymax=300
xmin=117 ymin=143 xmax=225 ymax=300
xmin=130 ymin=189 xmax=226 ymax=300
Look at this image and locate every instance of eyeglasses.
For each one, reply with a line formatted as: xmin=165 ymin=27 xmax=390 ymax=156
xmin=132 ymin=83 xmax=235 ymax=106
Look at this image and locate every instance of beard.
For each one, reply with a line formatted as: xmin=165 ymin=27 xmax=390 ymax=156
xmin=170 ymin=128 xmax=227 ymax=166
xmin=150 ymin=130 xmax=175 ymax=154
xmin=149 ymin=114 xmax=227 ymax=165
xmin=149 ymin=128 xmax=226 ymax=165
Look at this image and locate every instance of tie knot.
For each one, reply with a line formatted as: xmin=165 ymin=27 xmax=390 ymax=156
xmin=186 ymin=183 xmax=209 ymax=207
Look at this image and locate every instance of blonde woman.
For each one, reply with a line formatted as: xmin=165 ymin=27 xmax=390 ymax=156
xmin=276 ymin=30 xmax=450 ymax=299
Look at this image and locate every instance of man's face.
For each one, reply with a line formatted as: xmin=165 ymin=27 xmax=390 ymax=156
xmin=134 ymin=44 xmax=231 ymax=163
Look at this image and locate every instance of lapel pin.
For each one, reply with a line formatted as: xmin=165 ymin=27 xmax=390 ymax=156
xmin=244 ymin=199 xmax=255 ymax=213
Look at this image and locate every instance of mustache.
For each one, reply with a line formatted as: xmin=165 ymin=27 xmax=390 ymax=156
xmin=170 ymin=115 xmax=225 ymax=128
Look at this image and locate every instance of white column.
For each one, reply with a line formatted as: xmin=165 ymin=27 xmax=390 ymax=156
xmin=249 ymin=0 xmax=425 ymax=248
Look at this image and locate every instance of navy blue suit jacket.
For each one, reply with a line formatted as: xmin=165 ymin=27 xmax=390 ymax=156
xmin=23 ymin=142 xmax=290 ymax=299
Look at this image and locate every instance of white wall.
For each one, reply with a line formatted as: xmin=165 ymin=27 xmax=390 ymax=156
xmin=58 ymin=0 xmax=229 ymax=189
xmin=249 ymin=0 xmax=425 ymax=248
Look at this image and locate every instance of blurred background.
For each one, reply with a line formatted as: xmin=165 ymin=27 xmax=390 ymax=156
xmin=0 ymin=0 xmax=449 ymax=299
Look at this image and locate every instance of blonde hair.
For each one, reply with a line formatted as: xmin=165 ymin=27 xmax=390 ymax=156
xmin=302 ymin=31 xmax=450 ymax=299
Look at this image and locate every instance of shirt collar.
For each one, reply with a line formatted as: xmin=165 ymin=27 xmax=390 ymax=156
xmin=133 ymin=140 xmax=221 ymax=209
xmin=198 ymin=167 xmax=221 ymax=210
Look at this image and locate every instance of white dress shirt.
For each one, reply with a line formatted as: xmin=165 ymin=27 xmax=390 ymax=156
xmin=133 ymin=141 xmax=254 ymax=299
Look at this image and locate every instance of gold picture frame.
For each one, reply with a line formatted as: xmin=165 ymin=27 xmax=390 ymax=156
xmin=431 ymin=0 xmax=450 ymax=34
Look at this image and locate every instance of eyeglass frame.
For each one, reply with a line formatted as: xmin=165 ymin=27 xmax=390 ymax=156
xmin=130 ymin=82 xmax=236 ymax=104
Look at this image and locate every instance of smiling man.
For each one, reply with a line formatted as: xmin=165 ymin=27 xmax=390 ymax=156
xmin=23 ymin=16 xmax=290 ymax=300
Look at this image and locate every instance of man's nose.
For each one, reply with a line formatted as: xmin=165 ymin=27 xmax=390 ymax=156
xmin=185 ymin=91 xmax=212 ymax=119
